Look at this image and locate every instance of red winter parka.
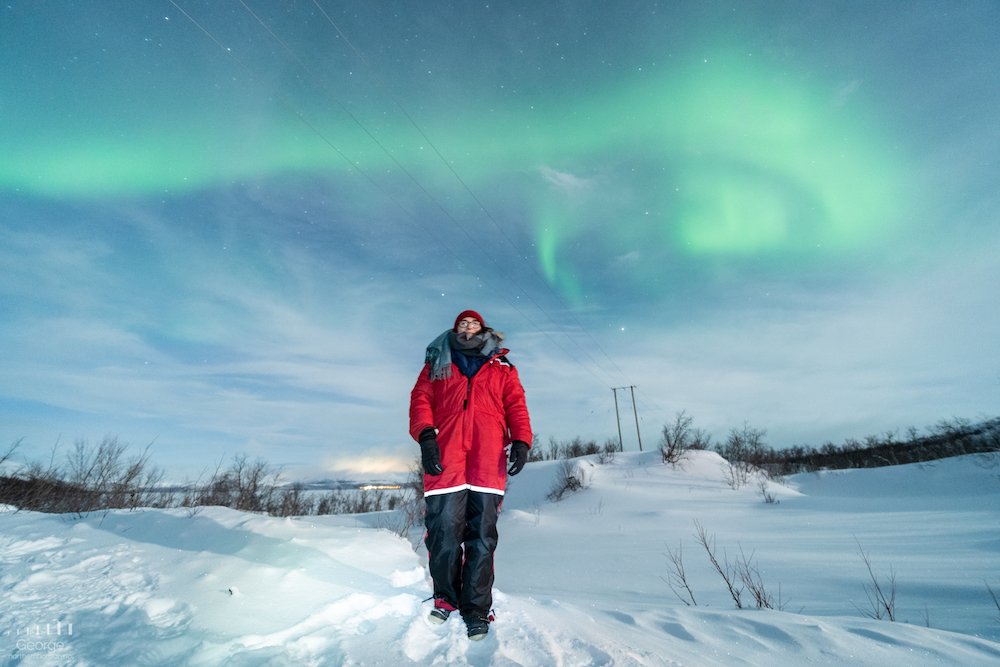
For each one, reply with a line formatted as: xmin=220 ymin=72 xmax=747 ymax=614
xmin=409 ymin=349 xmax=532 ymax=497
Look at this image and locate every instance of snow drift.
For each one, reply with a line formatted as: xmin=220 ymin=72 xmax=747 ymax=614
xmin=2 ymin=450 xmax=999 ymax=665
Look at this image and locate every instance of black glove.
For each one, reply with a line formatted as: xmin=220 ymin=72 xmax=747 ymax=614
xmin=419 ymin=427 xmax=444 ymax=476
xmin=507 ymin=441 xmax=529 ymax=476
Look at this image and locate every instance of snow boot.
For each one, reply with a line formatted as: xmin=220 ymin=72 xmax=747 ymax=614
xmin=428 ymin=599 xmax=456 ymax=625
xmin=428 ymin=607 xmax=451 ymax=624
xmin=463 ymin=613 xmax=491 ymax=641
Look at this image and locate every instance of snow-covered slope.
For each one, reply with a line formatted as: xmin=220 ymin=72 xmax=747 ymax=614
xmin=2 ymin=451 xmax=999 ymax=665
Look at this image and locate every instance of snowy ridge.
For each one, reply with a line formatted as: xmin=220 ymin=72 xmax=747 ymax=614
xmin=2 ymin=451 xmax=999 ymax=665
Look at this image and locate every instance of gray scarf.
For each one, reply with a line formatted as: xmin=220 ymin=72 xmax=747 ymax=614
xmin=425 ymin=329 xmax=505 ymax=380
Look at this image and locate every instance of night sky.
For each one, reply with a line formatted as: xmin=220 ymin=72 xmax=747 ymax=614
xmin=3 ymin=1 xmax=998 ymax=480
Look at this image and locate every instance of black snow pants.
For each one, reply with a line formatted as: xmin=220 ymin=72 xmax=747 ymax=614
xmin=424 ymin=489 xmax=502 ymax=618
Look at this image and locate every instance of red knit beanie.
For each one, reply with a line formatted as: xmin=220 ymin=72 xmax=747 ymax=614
xmin=454 ymin=309 xmax=486 ymax=332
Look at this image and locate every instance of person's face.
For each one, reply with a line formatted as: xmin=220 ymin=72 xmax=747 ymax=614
xmin=456 ymin=317 xmax=482 ymax=339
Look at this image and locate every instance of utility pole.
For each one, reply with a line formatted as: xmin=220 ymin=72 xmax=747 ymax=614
xmin=629 ymin=385 xmax=643 ymax=452
xmin=611 ymin=387 xmax=624 ymax=452
xmin=612 ymin=385 xmax=642 ymax=451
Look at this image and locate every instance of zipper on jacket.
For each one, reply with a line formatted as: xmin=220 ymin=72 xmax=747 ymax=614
xmin=463 ymin=377 xmax=472 ymax=410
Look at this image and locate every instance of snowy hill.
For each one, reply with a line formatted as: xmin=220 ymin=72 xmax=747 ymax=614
xmin=3 ymin=450 xmax=999 ymax=665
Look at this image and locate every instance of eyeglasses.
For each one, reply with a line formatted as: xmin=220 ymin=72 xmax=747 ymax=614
xmin=457 ymin=320 xmax=481 ymax=329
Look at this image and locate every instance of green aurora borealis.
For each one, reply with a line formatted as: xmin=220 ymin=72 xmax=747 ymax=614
xmin=4 ymin=42 xmax=904 ymax=307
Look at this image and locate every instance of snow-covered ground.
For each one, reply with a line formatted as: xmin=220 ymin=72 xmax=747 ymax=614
xmin=2 ymin=450 xmax=999 ymax=666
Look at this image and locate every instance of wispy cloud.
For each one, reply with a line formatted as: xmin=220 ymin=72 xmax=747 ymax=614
xmin=538 ymin=166 xmax=594 ymax=194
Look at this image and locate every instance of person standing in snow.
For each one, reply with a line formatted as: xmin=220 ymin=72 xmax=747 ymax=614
xmin=409 ymin=309 xmax=533 ymax=640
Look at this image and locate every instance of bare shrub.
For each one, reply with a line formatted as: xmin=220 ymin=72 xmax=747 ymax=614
xmin=0 ymin=475 xmax=79 ymax=513
xmin=357 ymin=489 xmax=386 ymax=513
xmin=374 ymin=481 xmax=424 ymax=539
xmin=4 ymin=440 xmax=65 ymax=511
xmin=392 ymin=487 xmax=424 ymax=538
xmin=547 ymin=460 xmax=585 ymax=502
xmin=527 ymin=434 xmax=545 ymax=462
xmin=663 ymin=542 xmax=698 ymax=606
xmin=406 ymin=455 xmax=426 ymax=500
xmin=695 ymin=521 xmax=744 ymax=608
xmin=5 ymin=438 xmax=418 ymax=519
xmin=597 ymin=438 xmax=619 ymax=465
xmin=314 ymin=490 xmax=341 ymax=515
xmin=1 ymin=437 xmax=165 ymax=515
xmin=735 ymin=544 xmax=777 ymax=609
xmin=311 ymin=487 xmax=406 ymax=516
xmin=184 ymin=454 xmax=282 ymax=513
xmin=758 ymin=477 xmax=779 ymax=504
xmin=380 ymin=455 xmax=426 ymax=536
xmin=374 ymin=456 xmax=428 ymax=539
xmin=855 ymin=539 xmax=897 ymax=621
xmin=76 ymin=439 xmax=166 ymax=511
xmin=660 ymin=411 xmax=692 ymax=466
xmin=717 ymin=423 xmax=768 ymax=489
xmin=693 ymin=521 xmax=779 ymax=610
xmin=543 ymin=436 xmax=602 ymax=461
xmin=659 ymin=411 xmax=711 ymax=467
xmin=269 ymin=483 xmax=314 ymax=517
